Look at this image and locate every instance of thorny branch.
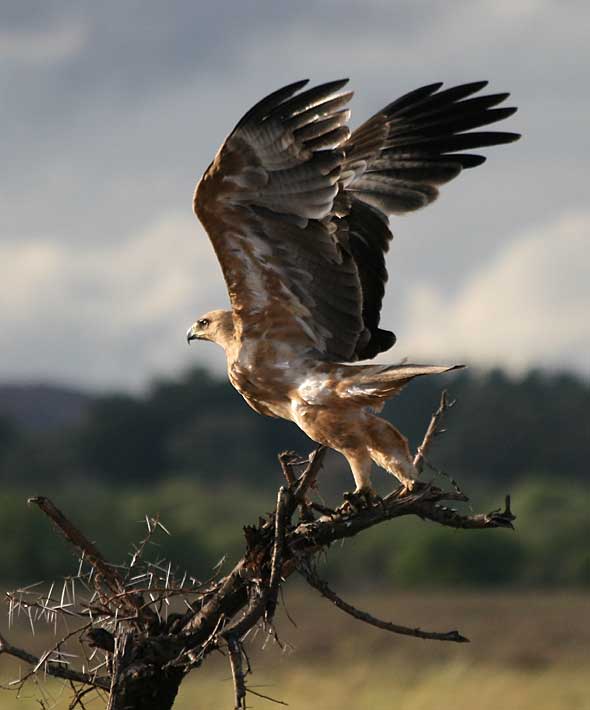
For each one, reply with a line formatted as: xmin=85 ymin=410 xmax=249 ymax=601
xmin=2 ymin=390 xmax=516 ymax=709
xmin=27 ymin=497 xmax=124 ymax=597
xmin=27 ymin=497 xmax=145 ymax=619
xmin=0 ymin=631 xmax=110 ymax=689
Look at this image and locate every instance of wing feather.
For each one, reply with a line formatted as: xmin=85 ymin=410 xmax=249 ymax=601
xmin=194 ymin=81 xmax=366 ymax=362
xmin=193 ymin=79 xmax=519 ymax=365
xmin=336 ymin=80 xmax=520 ymax=359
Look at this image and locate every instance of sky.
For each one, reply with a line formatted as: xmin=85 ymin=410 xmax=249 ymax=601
xmin=1 ymin=0 xmax=588 ymax=391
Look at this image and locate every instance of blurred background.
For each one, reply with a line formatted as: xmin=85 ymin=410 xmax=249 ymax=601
xmin=1 ymin=1 xmax=589 ymax=708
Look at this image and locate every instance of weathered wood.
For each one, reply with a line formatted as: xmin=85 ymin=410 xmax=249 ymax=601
xmin=106 ymin=629 xmax=184 ymax=710
xmin=3 ymin=396 xmax=516 ymax=709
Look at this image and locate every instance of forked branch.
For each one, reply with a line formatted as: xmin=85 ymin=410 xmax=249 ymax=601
xmin=3 ymin=390 xmax=516 ymax=710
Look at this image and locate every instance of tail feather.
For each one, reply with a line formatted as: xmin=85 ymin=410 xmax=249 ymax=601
xmin=340 ymin=363 xmax=464 ymax=407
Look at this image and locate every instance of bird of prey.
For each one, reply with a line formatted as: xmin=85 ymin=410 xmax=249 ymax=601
xmin=187 ymin=79 xmax=519 ymax=496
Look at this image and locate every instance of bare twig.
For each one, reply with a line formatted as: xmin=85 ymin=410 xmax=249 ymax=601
xmin=417 ymin=494 xmax=516 ymax=530
xmin=28 ymin=498 xmax=124 ymax=597
xmin=0 ymin=631 xmax=109 ymax=689
xmin=27 ymin=497 xmax=148 ymax=620
xmin=294 ymin=446 xmax=327 ymax=501
xmin=266 ymin=487 xmax=288 ymax=623
xmin=278 ymin=452 xmax=297 ymax=487
xmin=127 ymin=514 xmax=162 ymax=573
xmin=227 ymin=637 xmax=247 ymax=709
xmin=413 ymin=390 xmax=455 ymax=472
xmin=68 ymin=682 xmax=97 ymax=709
xmin=246 ymin=687 xmax=288 ymax=706
xmin=299 ymin=565 xmax=468 ymax=643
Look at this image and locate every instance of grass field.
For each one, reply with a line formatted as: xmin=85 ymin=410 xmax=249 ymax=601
xmin=1 ymin=590 xmax=589 ymax=709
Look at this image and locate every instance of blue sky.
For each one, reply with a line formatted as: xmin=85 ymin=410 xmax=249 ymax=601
xmin=1 ymin=0 xmax=588 ymax=390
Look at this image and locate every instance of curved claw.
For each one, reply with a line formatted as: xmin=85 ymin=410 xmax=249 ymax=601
xmin=339 ymin=489 xmax=382 ymax=513
xmin=394 ymin=479 xmax=444 ymax=499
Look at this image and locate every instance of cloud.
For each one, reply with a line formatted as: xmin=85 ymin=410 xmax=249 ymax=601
xmin=0 ymin=1 xmax=588 ymax=388
xmin=0 ymin=213 xmax=228 ymax=389
xmin=399 ymin=211 xmax=590 ymax=375
xmin=0 ymin=21 xmax=87 ymax=64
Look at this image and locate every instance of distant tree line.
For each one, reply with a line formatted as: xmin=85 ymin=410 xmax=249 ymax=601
xmin=2 ymin=367 xmax=589 ymax=489
xmin=1 ymin=366 xmax=589 ymax=587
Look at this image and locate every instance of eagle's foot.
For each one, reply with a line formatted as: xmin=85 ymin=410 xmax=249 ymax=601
xmin=339 ymin=488 xmax=381 ymax=513
xmin=395 ymin=479 xmax=442 ymax=498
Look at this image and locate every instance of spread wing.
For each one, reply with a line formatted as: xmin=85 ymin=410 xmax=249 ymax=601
xmin=194 ymin=79 xmax=519 ymax=363
xmin=194 ymin=79 xmax=368 ymax=362
xmin=335 ymin=80 xmax=520 ymax=359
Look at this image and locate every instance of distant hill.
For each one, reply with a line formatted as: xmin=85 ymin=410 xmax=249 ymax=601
xmin=0 ymin=383 xmax=94 ymax=432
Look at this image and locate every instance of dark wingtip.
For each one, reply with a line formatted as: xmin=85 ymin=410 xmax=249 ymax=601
xmin=506 ymin=131 xmax=522 ymax=142
xmin=490 ymin=132 xmax=521 ymax=145
xmin=356 ymin=329 xmax=396 ymax=361
xmin=235 ymin=79 xmax=311 ymax=128
xmin=330 ymin=78 xmax=350 ymax=88
xmin=467 ymin=79 xmax=489 ymax=91
xmin=290 ymin=79 xmax=311 ymax=90
xmin=495 ymin=105 xmax=519 ymax=120
xmin=460 ymin=154 xmax=487 ymax=168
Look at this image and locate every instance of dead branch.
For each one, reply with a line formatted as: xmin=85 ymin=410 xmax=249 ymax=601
xmin=3 ymin=391 xmax=516 ymax=710
xmin=27 ymin=497 xmax=124 ymax=597
xmin=68 ymin=683 xmax=98 ymax=709
xmin=245 ymin=687 xmax=288 ymax=706
xmin=416 ymin=494 xmax=515 ymax=530
xmin=265 ymin=487 xmax=288 ymax=622
xmin=27 ymin=497 xmax=145 ymax=620
xmin=299 ymin=563 xmax=468 ymax=643
xmin=293 ymin=445 xmax=327 ymax=501
xmin=0 ymin=631 xmax=109 ymax=689
xmin=227 ymin=637 xmax=247 ymax=710
xmin=413 ymin=389 xmax=454 ymax=472
xmin=278 ymin=451 xmax=297 ymax=487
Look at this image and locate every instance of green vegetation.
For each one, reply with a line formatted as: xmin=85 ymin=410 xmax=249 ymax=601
xmin=0 ymin=366 xmax=589 ymax=588
xmin=1 ymin=477 xmax=588 ymax=588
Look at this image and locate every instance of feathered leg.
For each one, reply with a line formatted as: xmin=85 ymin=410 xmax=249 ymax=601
xmin=365 ymin=413 xmax=419 ymax=491
xmin=291 ymin=402 xmax=420 ymax=495
xmin=340 ymin=448 xmax=374 ymax=495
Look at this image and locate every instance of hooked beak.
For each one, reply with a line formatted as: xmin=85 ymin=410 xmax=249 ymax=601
xmin=186 ymin=325 xmax=198 ymax=345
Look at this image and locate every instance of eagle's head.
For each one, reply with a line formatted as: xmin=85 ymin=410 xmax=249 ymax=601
xmin=186 ymin=309 xmax=235 ymax=350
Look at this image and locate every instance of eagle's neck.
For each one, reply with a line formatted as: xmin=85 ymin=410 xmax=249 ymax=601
xmin=214 ymin=310 xmax=239 ymax=362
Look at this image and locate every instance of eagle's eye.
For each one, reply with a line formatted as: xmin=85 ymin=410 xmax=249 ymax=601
xmin=198 ymin=318 xmax=210 ymax=329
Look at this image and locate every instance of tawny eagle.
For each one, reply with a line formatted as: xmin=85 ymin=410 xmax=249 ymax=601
xmin=187 ymin=79 xmax=519 ymax=495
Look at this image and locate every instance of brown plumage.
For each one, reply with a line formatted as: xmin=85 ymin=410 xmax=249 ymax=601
xmin=187 ymin=79 xmax=520 ymax=494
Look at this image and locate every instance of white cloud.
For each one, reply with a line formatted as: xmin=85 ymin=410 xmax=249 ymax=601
xmin=0 ymin=213 xmax=229 ymax=389
xmin=0 ymin=2 xmax=588 ymax=389
xmin=399 ymin=211 xmax=590 ymax=374
xmin=0 ymin=22 xmax=87 ymax=64
xmin=3 ymin=209 xmax=586 ymax=392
